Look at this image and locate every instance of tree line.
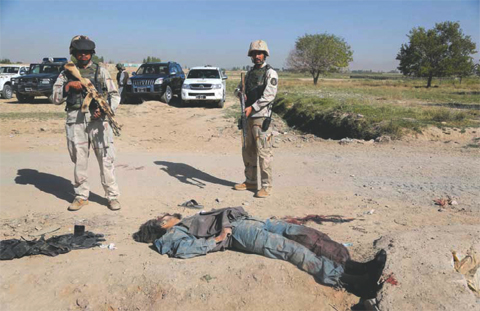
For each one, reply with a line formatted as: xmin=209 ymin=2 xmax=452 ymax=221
xmin=287 ymin=21 xmax=478 ymax=87
xmin=143 ymin=56 xmax=161 ymax=63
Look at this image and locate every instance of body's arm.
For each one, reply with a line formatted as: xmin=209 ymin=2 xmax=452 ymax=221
xmin=251 ymin=69 xmax=278 ymax=112
xmin=155 ymin=227 xmax=217 ymax=259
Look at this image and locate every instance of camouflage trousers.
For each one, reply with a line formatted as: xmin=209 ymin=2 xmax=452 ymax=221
xmin=242 ymin=117 xmax=273 ymax=188
xmin=66 ymin=120 xmax=120 ymax=201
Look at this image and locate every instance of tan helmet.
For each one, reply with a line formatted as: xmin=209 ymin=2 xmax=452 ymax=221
xmin=248 ymin=40 xmax=270 ymax=57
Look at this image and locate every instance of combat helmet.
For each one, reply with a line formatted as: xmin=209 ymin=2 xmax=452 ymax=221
xmin=248 ymin=40 xmax=270 ymax=57
xmin=69 ymin=35 xmax=96 ymax=55
xmin=116 ymin=63 xmax=125 ymax=70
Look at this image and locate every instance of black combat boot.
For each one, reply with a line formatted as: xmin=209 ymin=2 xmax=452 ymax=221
xmin=340 ymin=249 xmax=387 ymax=299
xmin=340 ymin=272 xmax=383 ymax=299
xmin=344 ymin=249 xmax=387 ymax=278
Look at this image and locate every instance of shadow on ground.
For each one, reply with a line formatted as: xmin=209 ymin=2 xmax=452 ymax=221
xmin=451 ymin=91 xmax=480 ymax=96
xmin=5 ymin=98 xmax=52 ymax=105
xmin=154 ymin=161 xmax=235 ymax=188
xmin=14 ymin=169 xmax=108 ymax=206
xmin=168 ymin=96 xmax=220 ymax=109
xmin=120 ymin=95 xmax=219 ymax=109
xmin=423 ymin=102 xmax=480 ymax=110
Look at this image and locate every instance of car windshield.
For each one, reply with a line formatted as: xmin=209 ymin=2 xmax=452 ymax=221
xmin=188 ymin=69 xmax=220 ymax=79
xmin=136 ymin=65 xmax=168 ymax=75
xmin=0 ymin=67 xmax=19 ymax=74
xmin=29 ymin=64 xmax=62 ymax=74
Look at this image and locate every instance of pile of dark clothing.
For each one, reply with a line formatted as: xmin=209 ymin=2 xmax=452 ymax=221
xmin=0 ymin=232 xmax=105 ymax=260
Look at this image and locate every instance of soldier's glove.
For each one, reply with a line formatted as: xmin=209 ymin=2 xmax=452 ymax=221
xmin=65 ymin=81 xmax=83 ymax=93
xmin=91 ymin=107 xmax=105 ymax=120
xmin=237 ymin=117 xmax=243 ymax=130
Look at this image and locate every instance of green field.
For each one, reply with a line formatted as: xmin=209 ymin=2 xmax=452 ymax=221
xmin=225 ymin=72 xmax=480 ymax=139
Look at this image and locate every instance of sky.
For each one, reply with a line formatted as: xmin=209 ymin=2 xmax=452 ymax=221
xmin=0 ymin=0 xmax=478 ymax=71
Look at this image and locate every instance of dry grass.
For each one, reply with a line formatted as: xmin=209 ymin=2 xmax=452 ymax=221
xmin=225 ymin=74 xmax=480 ymax=139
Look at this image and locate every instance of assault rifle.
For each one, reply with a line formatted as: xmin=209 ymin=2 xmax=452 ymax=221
xmin=64 ymin=62 xmax=122 ymax=136
xmin=239 ymin=73 xmax=247 ymax=148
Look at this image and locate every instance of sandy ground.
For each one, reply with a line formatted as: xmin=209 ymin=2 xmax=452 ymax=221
xmin=0 ymin=94 xmax=479 ymax=311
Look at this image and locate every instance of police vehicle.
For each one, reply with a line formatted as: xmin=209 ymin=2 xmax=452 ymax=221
xmin=181 ymin=66 xmax=227 ymax=108
xmin=12 ymin=57 xmax=67 ymax=103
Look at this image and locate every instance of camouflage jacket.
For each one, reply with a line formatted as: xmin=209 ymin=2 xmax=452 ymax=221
xmin=235 ymin=63 xmax=278 ymax=118
xmin=53 ymin=62 xmax=120 ymax=124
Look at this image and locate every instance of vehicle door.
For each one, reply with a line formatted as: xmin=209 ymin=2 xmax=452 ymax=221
xmin=176 ymin=64 xmax=185 ymax=89
xmin=168 ymin=65 xmax=178 ymax=92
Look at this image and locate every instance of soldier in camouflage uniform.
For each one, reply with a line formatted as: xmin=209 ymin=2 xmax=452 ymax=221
xmin=234 ymin=40 xmax=278 ymax=198
xmin=116 ymin=63 xmax=129 ymax=104
xmin=53 ymin=35 xmax=121 ymax=211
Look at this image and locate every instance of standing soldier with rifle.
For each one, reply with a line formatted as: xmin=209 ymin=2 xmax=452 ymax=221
xmin=234 ymin=40 xmax=278 ymax=198
xmin=52 ymin=35 xmax=122 ymax=211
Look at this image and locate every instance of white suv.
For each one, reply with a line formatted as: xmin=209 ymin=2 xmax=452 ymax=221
xmin=181 ymin=66 xmax=227 ymax=108
xmin=0 ymin=65 xmax=29 ymax=99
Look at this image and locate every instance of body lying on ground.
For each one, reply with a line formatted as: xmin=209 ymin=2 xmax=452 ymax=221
xmin=133 ymin=207 xmax=387 ymax=299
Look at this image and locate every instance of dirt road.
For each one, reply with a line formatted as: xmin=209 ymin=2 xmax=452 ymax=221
xmin=1 ymin=96 xmax=479 ymax=310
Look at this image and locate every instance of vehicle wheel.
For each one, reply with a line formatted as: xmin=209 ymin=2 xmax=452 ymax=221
xmin=2 ymin=84 xmax=13 ymax=99
xmin=216 ymin=92 xmax=225 ymax=108
xmin=17 ymin=93 xmax=34 ymax=103
xmin=160 ymin=86 xmax=172 ymax=104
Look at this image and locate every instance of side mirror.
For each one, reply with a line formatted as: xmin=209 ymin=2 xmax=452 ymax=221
xmin=170 ymin=71 xmax=176 ymax=76
xmin=20 ymin=70 xmax=26 ymax=75
xmin=222 ymin=75 xmax=228 ymax=80
xmin=131 ymin=72 xmax=136 ymax=76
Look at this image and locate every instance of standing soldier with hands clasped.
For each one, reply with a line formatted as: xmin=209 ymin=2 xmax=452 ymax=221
xmin=52 ymin=35 xmax=121 ymax=211
xmin=116 ymin=63 xmax=129 ymax=104
xmin=234 ymin=40 xmax=278 ymax=198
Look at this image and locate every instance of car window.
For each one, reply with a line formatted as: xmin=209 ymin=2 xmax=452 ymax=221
xmin=29 ymin=64 xmax=41 ymax=74
xmin=0 ymin=67 xmax=19 ymax=74
xmin=176 ymin=64 xmax=183 ymax=73
xmin=137 ymin=65 xmax=168 ymax=75
xmin=187 ymin=69 xmax=220 ymax=79
xmin=41 ymin=65 xmax=61 ymax=74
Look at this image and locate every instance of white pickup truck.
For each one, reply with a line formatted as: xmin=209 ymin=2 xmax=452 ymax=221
xmin=0 ymin=65 xmax=29 ymax=99
xmin=181 ymin=66 xmax=227 ymax=108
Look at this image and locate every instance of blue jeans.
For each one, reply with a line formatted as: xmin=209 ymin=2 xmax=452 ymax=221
xmin=231 ymin=219 xmax=344 ymax=287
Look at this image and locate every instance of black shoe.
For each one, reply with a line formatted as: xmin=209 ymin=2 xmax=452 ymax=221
xmin=340 ymin=272 xmax=383 ymax=299
xmin=341 ymin=250 xmax=387 ymax=299
xmin=345 ymin=249 xmax=387 ymax=278
xmin=344 ymin=260 xmax=368 ymax=275
xmin=367 ymin=249 xmax=387 ymax=284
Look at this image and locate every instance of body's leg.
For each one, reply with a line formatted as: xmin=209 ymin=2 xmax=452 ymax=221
xmin=89 ymin=121 xmax=120 ymax=200
xmin=265 ymin=219 xmax=351 ymax=264
xmin=231 ymin=219 xmax=344 ymax=286
xmin=66 ymin=122 xmax=90 ymax=199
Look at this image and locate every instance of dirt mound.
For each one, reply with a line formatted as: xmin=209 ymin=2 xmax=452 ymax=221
xmin=375 ymin=225 xmax=480 ymax=310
